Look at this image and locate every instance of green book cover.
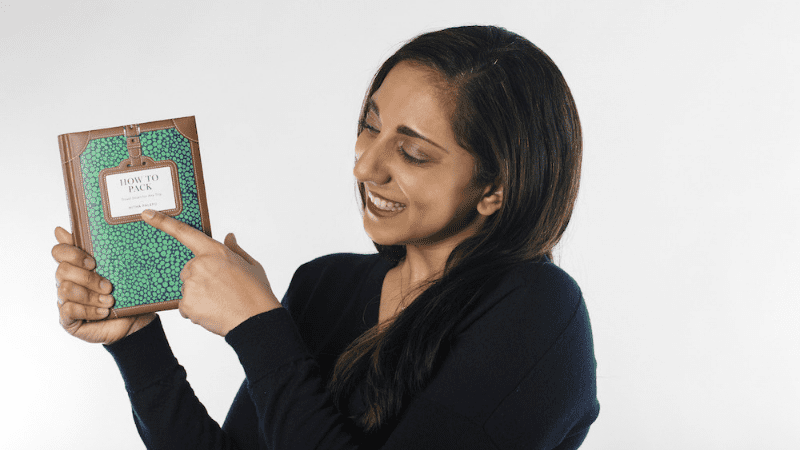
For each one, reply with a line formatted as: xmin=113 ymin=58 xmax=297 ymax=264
xmin=58 ymin=116 xmax=211 ymax=318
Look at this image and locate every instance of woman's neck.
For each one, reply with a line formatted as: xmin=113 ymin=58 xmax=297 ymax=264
xmin=399 ymin=247 xmax=445 ymax=289
xmin=400 ymin=213 xmax=484 ymax=286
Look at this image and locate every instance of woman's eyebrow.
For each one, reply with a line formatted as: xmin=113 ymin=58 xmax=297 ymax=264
xmin=367 ymin=98 xmax=449 ymax=153
xmin=396 ymin=125 xmax=448 ymax=153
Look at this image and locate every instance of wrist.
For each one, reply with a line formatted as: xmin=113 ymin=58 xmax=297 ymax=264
xmin=123 ymin=313 xmax=157 ymax=340
xmin=225 ymin=301 xmax=282 ymax=337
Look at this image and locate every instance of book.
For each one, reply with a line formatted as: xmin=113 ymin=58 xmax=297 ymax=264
xmin=58 ymin=116 xmax=211 ymax=318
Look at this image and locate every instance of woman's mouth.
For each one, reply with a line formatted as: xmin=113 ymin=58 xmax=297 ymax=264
xmin=367 ymin=190 xmax=406 ymax=213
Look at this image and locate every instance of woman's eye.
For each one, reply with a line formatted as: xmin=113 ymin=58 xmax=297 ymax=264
xmin=398 ymin=144 xmax=428 ymax=165
xmin=359 ymin=120 xmax=379 ymax=134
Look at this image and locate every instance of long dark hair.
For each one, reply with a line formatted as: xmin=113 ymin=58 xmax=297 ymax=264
xmin=329 ymin=25 xmax=583 ymax=433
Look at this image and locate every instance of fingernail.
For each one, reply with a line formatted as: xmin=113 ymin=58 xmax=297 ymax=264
xmin=230 ymin=233 xmax=237 ymax=244
xmin=142 ymin=209 xmax=155 ymax=219
xmin=100 ymin=279 xmax=112 ymax=292
xmin=99 ymin=294 xmax=114 ymax=307
xmin=84 ymin=258 xmax=94 ymax=269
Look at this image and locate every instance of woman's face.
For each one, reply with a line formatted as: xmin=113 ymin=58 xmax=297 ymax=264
xmin=354 ymin=61 xmax=489 ymax=249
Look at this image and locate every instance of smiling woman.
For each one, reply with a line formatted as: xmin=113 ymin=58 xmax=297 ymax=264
xmin=52 ymin=25 xmax=597 ymax=450
xmin=355 ymin=62 xmax=493 ymax=253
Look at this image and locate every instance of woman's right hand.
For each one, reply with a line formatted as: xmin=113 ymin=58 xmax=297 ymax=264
xmin=53 ymin=226 xmax=155 ymax=345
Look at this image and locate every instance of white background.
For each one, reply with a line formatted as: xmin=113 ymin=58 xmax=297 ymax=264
xmin=2 ymin=0 xmax=798 ymax=448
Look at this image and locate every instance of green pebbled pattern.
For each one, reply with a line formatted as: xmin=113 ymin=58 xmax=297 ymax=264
xmin=79 ymin=128 xmax=204 ymax=310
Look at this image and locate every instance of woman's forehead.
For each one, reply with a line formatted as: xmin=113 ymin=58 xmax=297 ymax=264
xmin=371 ymin=63 xmax=455 ymax=140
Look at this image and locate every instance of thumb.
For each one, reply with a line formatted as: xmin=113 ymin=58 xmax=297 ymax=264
xmin=224 ymin=233 xmax=260 ymax=266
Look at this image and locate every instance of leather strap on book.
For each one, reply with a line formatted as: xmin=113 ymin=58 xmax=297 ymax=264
xmin=124 ymin=124 xmax=142 ymax=166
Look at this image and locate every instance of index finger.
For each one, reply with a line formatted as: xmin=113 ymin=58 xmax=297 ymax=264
xmin=141 ymin=209 xmax=215 ymax=254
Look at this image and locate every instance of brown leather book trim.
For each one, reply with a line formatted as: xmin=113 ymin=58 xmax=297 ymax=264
xmin=58 ymin=134 xmax=76 ymax=232
xmin=189 ymin=139 xmax=212 ymax=237
xmin=58 ymin=133 xmax=93 ymax=253
xmin=138 ymin=119 xmax=176 ymax=133
xmin=57 ymin=117 xmax=194 ymax=160
xmin=109 ymin=299 xmax=180 ymax=318
xmin=173 ymin=116 xmax=199 ymax=142
xmin=63 ymin=131 xmax=91 ymax=162
xmin=58 ymin=134 xmax=80 ymax=246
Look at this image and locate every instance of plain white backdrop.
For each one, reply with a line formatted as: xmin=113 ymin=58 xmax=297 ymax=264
xmin=2 ymin=0 xmax=798 ymax=448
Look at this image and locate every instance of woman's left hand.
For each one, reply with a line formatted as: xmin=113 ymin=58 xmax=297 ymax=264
xmin=142 ymin=209 xmax=281 ymax=336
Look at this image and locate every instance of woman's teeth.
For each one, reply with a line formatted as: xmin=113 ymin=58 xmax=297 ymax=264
xmin=368 ymin=191 xmax=406 ymax=212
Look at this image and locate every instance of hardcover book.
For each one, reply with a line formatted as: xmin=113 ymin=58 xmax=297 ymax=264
xmin=58 ymin=116 xmax=211 ymax=318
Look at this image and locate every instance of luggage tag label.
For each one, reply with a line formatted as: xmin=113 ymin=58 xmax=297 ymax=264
xmin=99 ymin=158 xmax=182 ymax=225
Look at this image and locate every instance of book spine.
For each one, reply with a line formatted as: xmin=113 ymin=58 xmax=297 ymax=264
xmin=58 ymin=134 xmax=83 ymax=250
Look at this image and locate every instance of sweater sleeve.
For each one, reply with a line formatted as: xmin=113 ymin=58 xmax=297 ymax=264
xmin=224 ymin=308 xmax=363 ymax=449
xmin=104 ymin=315 xmax=240 ymax=450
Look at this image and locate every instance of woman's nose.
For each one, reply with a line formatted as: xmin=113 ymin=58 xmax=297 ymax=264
xmin=353 ymin=138 xmax=391 ymax=184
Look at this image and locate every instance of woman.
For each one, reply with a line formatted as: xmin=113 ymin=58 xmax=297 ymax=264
xmin=53 ymin=25 xmax=598 ymax=449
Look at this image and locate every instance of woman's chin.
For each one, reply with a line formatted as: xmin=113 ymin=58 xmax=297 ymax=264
xmin=362 ymin=223 xmax=404 ymax=247
xmin=363 ymin=230 xmax=400 ymax=247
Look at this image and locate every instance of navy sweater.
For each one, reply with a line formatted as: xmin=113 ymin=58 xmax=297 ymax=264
xmin=106 ymin=253 xmax=599 ymax=449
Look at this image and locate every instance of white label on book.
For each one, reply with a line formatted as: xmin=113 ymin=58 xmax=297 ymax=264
xmin=105 ymin=166 xmax=178 ymax=218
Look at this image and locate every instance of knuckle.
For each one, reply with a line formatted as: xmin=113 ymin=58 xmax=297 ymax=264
xmin=191 ymin=256 xmax=213 ymax=273
xmin=175 ymin=220 xmax=192 ymax=236
xmin=212 ymin=244 xmax=228 ymax=257
xmin=75 ymin=303 xmax=94 ymax=320
xmin=71 ymin=302 xmax=104 ymax=321
xmin=70 ymin=282 xmax=90 ymax=303
xmin=58 ymin=309 xmax=73 ymax=330
xmin=184 ymin=258 xmax=198 ymax=271
xmin=51 ymin=244 xmax=62 ymax=261
xmin=93 ymin=307 xmax=109 ymax=320
xmin=56 ymin=261 xmax=68 ymax=279
xmin=86 ymin=290 xmax=99 ymax=307
xmin=194 ymin=256 xmax=210 ymax=270
xmin=180 ymin=261 xmax=194 ymax=279
xmin=57 ymin=281 xmax=71 ymax=299
xmin=80 ymin=268 xmax=94 ymax=286
xmin=52 ymin=243 xmax=70 ymax=262
xmin=72 ymin=303 xmax=90 ymax=321
xmin=53 ymin=244 xmax=83 ymax=265
xmin=61 ymin=301 xmax=80 ymax=321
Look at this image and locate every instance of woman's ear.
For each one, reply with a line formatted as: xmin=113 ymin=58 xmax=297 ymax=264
xmin=477 ymin=185 xmax=503 ymax=216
